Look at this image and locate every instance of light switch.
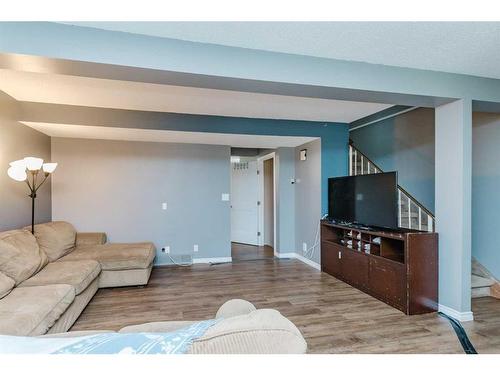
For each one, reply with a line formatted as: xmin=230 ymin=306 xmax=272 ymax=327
xmin=162 ymin=202 xmax=167 ymax=210
xmin=221 ymin=193 xmax=230 ymax=201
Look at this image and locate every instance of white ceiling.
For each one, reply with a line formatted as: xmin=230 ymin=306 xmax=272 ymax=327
xmin=0 ymin=69 xmax=391 ymax=123
xmin=64 ymin=22 xmax=500 ymax=79
xmin=21 ymin=122 xmax=317 ymax=148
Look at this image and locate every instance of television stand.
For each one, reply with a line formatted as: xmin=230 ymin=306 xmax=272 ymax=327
xmin=321 ymin=221 xmax=438 ymax=315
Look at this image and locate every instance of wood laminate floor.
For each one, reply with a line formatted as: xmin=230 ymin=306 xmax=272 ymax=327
xmin=231 ymin=242 xmax=274 ymax=261
xmin=71 ymin=258 xmax=500 ymax=353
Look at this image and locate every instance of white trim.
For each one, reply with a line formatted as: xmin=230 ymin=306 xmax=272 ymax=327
xmin=257 ymin=152 xmax=277 ymax=251
xmin=438 ymin=304 xmax=474 ymax=322
xmin=294 ymin=254 xmax=321 ymax=271
xmin=276 ymin=252 xmax=321 ymax=271
xmin=349 ymin=145 xmax=353 ymax=175
xmin=349 ymin=106 xmax=419 ymax=132
xmin=353 ymin=149 xmax=357 ymax=175
xmin=398 ymin=189 xmax=402 ymax=228
xmin=192 ymin=257 xmax=233 ymax=264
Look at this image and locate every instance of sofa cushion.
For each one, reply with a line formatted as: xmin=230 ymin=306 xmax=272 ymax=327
xmin=0 ymin=272 xmax=15 ymax=299
xmin=0 ymin=284 xmax=75 ymax=336
xmin=0 ymin=229 xmax=48 ymax=285
xmin=19 ymin=260 xmax=101 ymax=295
xmin=59 ymin=242 xmax=156 ymax=271
xmin=216 ymin=299 xmax=257 ymax=319
xmin=31 ymin=221 xmax=77 ymax=261
xmin=76 ymin=232 xmax=107 ymax=247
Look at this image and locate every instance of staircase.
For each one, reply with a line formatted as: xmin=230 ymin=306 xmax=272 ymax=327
xmin=349 ymin=143 xmax=435 ymax=232
xmin=349 ymin=142 xmax=500 ymax=299
xmin=472 ymin=258 xmax=499 ymax=299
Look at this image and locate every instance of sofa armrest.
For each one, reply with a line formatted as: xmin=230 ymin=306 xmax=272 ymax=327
xmin=76 ymin=232 xmax=107 ymax=246
xmin=190 ymin=309 xmax=308 ymax=354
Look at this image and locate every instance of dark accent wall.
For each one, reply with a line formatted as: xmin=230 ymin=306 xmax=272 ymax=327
xmin=350 ymin=107 xmax=435 ymax=213
xmin=0 ymin=91 xmax=52 ymax=231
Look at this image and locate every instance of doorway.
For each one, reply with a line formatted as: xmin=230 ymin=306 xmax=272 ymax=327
xmin=230 ymin=152 xmax=276 ymax=261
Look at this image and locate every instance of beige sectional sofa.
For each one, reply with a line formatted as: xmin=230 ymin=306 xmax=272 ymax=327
xmin=0 ymin=221 xmax=156 ymax=336
xmin=42 ymin=299 xmax=308 ymax=354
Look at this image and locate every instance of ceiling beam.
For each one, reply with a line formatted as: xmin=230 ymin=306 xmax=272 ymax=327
xmin=0 ymin=53 xmax=449 ymax=108
xmin=18 ymin=101 xmax=347 ymax=138
xmin=2 ymin=22 xmax=499 ymax=107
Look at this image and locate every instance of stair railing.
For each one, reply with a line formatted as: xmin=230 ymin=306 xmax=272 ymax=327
xmin=349 ymin=143 xmax=435 ymax=232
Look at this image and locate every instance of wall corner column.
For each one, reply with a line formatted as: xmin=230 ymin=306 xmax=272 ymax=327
xmin=435 ymin=98 xmax=473 ymax=321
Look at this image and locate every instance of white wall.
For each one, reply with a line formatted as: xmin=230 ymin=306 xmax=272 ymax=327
xmin=51 ymin=138 xmax=231 ymax=264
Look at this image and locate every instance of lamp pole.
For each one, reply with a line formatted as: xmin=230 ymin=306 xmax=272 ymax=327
xmin=25 ymin=170 xmax=50 ymax=234
xmin=30 ymin=190 xmax=36 ymax=234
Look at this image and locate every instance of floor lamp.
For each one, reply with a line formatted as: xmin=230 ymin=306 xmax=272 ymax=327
xmin=7 ymin=157 xmax=57 ymax=234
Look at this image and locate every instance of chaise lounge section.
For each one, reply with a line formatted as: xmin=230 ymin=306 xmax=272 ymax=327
xmin=0 ymin=221 xmax=156 ymax=336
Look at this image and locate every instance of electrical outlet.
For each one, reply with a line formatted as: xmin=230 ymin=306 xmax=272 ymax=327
xmin=302 ymin=242 xmax=307 ymax=253
xmin=193 ymin=244 xmax=199 ymax=252
xmin=161 ymin=246 xmax=170 ymax=254
xmin=162 ymin=202 xmax=167 ymax=210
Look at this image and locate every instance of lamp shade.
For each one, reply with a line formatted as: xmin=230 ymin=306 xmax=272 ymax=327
xmin=7 ymin=166 xmax=27 ymax=182
xmin=42 ymin=163 xmax=58 ymax=174
xmin=9 ymin=159 xmax=27 ymax=169
xmin=24 ymin=157 xmax=44 ymax=171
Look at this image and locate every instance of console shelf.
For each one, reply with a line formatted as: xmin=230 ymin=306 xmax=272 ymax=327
xmin=321 ymin=221 xmax=438 ymax=315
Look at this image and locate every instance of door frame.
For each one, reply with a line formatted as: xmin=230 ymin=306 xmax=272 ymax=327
xmin=257 ymin=152 xmax=277 ymax=255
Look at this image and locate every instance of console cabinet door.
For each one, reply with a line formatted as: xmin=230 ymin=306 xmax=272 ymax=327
xmin=340 ymin=249 xmax=369 ymax=289
xmin=321 ymin=242 xmax=341 ymax=276
xmin=369 ymin=257 xmax=406 ymax=310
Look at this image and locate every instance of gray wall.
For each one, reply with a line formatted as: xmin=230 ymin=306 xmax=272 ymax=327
xmin=295 ymin=140 xmax=322 ymax=263
xmin=472 ymin=112 xmax=500 ymax=279
xmin=51 ymin=138 xmax=231 ymax=264
xmin=0 ymin=91 xmax=51 ymax=231
xmin=350 ymin=108 xmax=435 ymax=212
xmin=275 ymin=147 xmax=296 ymax=253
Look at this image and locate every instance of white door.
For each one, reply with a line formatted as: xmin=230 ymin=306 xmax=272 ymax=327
xmin=231 ymin=160 xmax=259 ymax=245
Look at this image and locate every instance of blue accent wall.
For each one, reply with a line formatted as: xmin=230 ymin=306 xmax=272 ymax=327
xmin=350 ymin=108 xmax=435 ymax=213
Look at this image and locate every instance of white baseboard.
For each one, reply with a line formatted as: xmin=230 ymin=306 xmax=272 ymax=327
xmin=276 ymin=252 xmax=321 ymax=271
xmin=193 ymin=257 xmax=232 ymax=264
xmin=439 ymin=304 xmax=474 ymax=322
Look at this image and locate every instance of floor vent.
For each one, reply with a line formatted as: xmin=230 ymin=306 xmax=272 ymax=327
xmin=168 ymin=254 xmax=193 ymax=266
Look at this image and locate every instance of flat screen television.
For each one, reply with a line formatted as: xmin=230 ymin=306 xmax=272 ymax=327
xmin=328 ymin=172 xmax=398 ymax=230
